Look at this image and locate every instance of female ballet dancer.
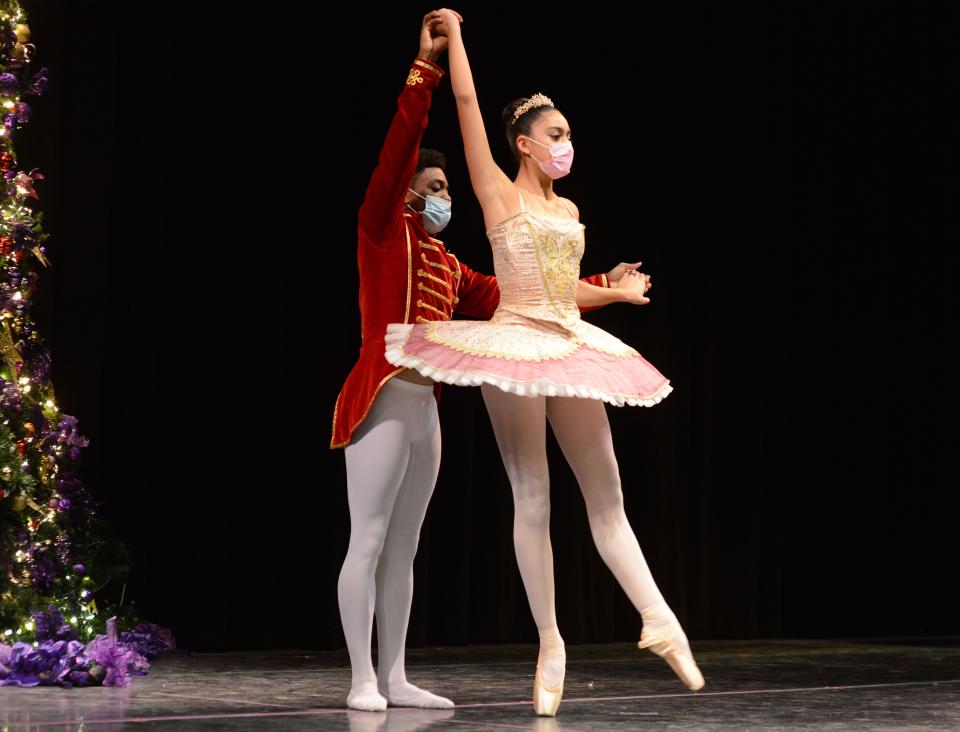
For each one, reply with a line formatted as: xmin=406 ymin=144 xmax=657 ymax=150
xmin=385 ymin=9 xmax=704 ymax=716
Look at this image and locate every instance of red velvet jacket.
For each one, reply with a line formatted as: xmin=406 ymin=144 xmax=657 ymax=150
xmin=331 ymin=58 xmax=610 ymax=449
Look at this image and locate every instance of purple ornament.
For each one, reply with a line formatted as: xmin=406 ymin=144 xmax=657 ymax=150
xmin=0 ymin=73 xmax=17 ymax=96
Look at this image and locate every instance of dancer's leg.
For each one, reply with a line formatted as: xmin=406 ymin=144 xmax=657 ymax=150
xmin=338 ymin=381 xmax=418 ymax=710
xmin=545 ymin=396 xmax=666 ymax=612
xmin=481 ymin=384 xmax=565 ymax=689
xmin=373 ymin=381 xmax=451 ymax=708
xmin=546 ymin=396 xmax=702 ymax=689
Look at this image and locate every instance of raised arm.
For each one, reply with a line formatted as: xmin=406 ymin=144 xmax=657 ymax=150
xmin=358 ymin=12 xmax=447 ymax=243
xmin=436 ymin=9 xmax=515 ymax=228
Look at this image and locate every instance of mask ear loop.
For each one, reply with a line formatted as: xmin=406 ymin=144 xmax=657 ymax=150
xmin=518 ymin=136 xmax=546 ymax=164
xmin=406 ymin=187 xmax=425 ymax=212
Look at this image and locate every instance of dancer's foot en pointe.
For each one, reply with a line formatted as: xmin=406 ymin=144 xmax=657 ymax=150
xmin=533 ymin=627 xmax=566 ymax=716
xmin=638 ymin=602 xmax=705 ymax=691
xmin=347 ymin=681 xmax=388 ymax=712
xmin=379 ymin=681 xmax=454 ymax=709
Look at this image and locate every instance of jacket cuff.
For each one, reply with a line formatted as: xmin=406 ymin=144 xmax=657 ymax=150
xmin=406 ymin=57 xmax=444 ymax=88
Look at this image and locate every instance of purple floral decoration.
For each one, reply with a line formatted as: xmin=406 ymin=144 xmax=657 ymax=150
xmin=0 ymin=640 xmax=93 ymax=687
xmin=57 ymin=415 xmax=90 ymax=449
xmin=120 ymin=623 xmax=177 ymax=658
xmin=0 ymin=617 xmax=155 ymax=688
xmin=84 ymin=618 xmax=149 ymax=687
xmin=32 ymin=605 xmax=77 ymax=643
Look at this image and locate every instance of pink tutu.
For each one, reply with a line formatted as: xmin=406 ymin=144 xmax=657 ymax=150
xmin=385 ymin=195 xmax=672 ymax=407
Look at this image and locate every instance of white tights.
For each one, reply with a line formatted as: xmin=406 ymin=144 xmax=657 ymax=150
xmin=481 ymin=384 xmax=690 ymax=685
xmin=337 ymin=378 xmax=451 ymax=710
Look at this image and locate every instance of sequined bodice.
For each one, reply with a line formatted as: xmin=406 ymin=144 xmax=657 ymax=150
xmin=486 ymin=208 xmax=585 ymax=326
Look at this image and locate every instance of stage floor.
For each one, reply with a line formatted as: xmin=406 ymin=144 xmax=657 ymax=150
xmin=2 ymin=638 xmax=958 ymax=730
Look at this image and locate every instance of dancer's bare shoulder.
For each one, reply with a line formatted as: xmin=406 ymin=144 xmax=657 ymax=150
xmin=559 ymin=197 xmax=580 ymax=221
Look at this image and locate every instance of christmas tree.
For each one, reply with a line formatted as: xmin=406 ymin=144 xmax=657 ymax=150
xmin=0 ymin=1 xmax=172 ymax=686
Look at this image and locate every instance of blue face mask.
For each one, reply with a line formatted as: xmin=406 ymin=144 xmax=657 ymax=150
xmin=408 ymin=188 xmax=452 ymax=234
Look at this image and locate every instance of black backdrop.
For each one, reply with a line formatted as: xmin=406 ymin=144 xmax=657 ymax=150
xmin=17 ymin=1 xmax=957 ymax=651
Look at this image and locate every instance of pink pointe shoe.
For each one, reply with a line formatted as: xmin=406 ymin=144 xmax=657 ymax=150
xmin=638 ymin=603 xmax=705 ymax=691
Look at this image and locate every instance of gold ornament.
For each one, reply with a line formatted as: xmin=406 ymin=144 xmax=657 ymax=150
xmin=0 ymin=321 xmax=24 ymax=378
xmin=11 ymin=23 xmax=30 ymax=60
xmin=31 ymin=247 xmax=50 ymax=267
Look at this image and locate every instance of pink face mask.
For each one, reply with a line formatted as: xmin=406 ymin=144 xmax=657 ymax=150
xmin=525 ymin=138 xmax=574 ymax=179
